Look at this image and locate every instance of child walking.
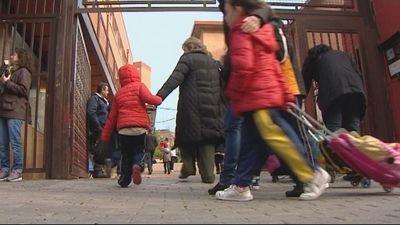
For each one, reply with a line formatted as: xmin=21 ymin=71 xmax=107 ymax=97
xmin=101 ymin=64 xmax=162 ymax=187
xmin=216 ymin=0 xmax=330 ymax=201
xmin=161 ymin=138 xmax=172 ymax=174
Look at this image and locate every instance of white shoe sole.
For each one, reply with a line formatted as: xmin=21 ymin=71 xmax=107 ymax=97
xmin=299 ymin=169 xmax=331 ymax=201
xmin=215 ymin=191 xmax=253 ymax=202
xmin=216 ymin=195 xmax=253 ymax=201
xmin=8 ymin=177 xmax=22 ymax=182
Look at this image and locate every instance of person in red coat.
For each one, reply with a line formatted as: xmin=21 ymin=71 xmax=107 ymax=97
xmin=101 ymin=64 xmax=162 ymax=188
xmin=215 ymin=0 xmax=330 ymax=202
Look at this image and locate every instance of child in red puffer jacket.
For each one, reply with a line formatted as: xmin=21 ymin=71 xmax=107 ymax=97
xmin=216 ymin=0 xmax=330 ymax=202
xmin=101 ymin=64 xmax=162 ymax=188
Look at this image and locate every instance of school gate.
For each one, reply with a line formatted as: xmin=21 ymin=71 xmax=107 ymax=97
xmin=0 ymin=0 xmax=391 ymax=179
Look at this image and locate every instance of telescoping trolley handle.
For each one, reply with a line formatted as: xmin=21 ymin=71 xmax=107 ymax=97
xmin=286 ymin=102 xmax=335 ymax=140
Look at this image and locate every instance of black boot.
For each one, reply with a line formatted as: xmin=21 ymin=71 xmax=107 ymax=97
xmin=118 ymin=175 xmax=131 ymax=188
xmin=285 ymin=183 xmax=304 ymax=197
xmin=208 ymin=182 xmax=230 ymax=195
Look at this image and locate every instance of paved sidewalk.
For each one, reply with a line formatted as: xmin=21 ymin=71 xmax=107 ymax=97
xmin=0 ymin=163 xmax=399 ymax=224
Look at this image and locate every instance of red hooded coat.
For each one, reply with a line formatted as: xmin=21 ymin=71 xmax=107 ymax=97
xmin=226 ymin=18 xmax=294 ymax=116
xmin=101 ymin=64 xmax=162 ymax=142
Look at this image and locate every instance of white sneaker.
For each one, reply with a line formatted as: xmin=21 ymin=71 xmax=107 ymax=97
xmin=215 ymin=185 xmax=253 ymax=201
xmin=300 ymin=168 xmax=330 ymax=201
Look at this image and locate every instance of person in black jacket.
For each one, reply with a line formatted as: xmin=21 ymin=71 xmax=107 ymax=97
xmin=144 ymin=131 xmax=158 ymax=174
xmin=302 ymin=44 xmax=366 ymax=132
xmin=157 ymin=37 xmax=225 ymax=184
xmin=87 ymin=82 xmax=112 ymax=178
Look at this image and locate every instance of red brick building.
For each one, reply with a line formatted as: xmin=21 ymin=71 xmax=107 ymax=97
xmin=373 ymin=0 xmax=400 ymax=142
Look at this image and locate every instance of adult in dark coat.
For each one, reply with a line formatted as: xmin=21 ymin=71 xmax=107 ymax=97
xmin=302 ymin=44 xmax=366 ymax=132
xmin=157 ymin=37 xmax=225 ymax=183
xmin=144 ymin=131 xmax=158 ymax=174
xmin=87 ymin=82 xmax=112 ymax=178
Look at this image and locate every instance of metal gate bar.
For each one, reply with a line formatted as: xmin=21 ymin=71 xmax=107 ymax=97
xmin=0 ymin=0 xmax=57 ymax=16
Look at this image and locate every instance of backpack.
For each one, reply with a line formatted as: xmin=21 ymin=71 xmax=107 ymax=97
xmin=271 ymin=18 xmax=301 ymax=96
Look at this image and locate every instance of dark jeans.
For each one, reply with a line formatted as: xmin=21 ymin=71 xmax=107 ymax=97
xmin=0 ymin=118 xmax=24 ymax=173
xmin=118 ymin=133 xmax=145 ymax=185
xmin=219 ymin=104 xmax=243 ymax=185
xmin=164 ymin=161 xmax=171 ymax=174
xmin=170 ymin=156 xmax=177 ymax=170
xmin=322 ymin=94 xmax=363 ymax=132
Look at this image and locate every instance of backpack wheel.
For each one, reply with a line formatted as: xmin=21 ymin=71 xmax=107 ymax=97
xmin=361 ymin=178 xmax=371 ymax=188
xmin=382 ymin=185 xmax=393 ymax=193
xmin=350 ymin=180 xmax=360 ymax=187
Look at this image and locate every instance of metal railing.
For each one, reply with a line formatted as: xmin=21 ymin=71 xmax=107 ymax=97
xmin=77 ymin=0 xmax=355 ymax=13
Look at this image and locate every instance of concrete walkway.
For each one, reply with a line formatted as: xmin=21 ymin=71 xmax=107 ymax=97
xmin=0 ymin=163 xmax=399 ymax=224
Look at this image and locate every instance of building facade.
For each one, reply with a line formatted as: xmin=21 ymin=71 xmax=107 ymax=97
xmin=372 ymin=0 xmax=400 ymax=142
xmin=0 ymin=0 xmax=141 ymax=179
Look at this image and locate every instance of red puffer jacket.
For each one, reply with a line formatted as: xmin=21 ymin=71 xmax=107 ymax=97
xmin=226 ymin=18 xmax=294 ymax=116
xmin=101 ymin=64 xmax=162 ymax=142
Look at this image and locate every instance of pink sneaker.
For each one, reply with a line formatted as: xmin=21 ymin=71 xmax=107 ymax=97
xmin=132 ymin=165 xmax=142 ymax=185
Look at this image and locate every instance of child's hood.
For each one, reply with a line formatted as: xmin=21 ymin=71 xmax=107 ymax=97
xmin=118 ymin=64 xmax=141 ymax=87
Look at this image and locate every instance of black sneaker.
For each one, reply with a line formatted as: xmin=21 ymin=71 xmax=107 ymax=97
xmin=208 ymin=182 xmax=230 ymax=195
xmin=285 ymin=183 xmax=304 ymax=197
xmin=118 ymin=175 xmax=131 ymax=188
xmin=93 ymin=170 xmax=110 ymax=178
xmin=250 ymin=177 xmax=260 ymax=190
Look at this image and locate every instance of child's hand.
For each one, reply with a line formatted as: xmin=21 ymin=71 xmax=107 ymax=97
xmin=241 ymin=16 xmax=261 ymax=33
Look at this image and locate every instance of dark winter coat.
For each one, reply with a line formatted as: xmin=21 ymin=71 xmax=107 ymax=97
xmin=0 ymin=67 xmax=31 ymax=121
xmin=145 ymin=133 xmax=158 ymax=153
xmin=87 ymin=93 xmax=109 ymax=133
xmin=157 ymin=51 xmax=225 ymax=147
xmin=303 ymin=49 xmax=366 ymax=115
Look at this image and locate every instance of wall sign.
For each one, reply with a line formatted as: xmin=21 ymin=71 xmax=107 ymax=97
xmin=379 ymin=32 xmax=400 ymax=77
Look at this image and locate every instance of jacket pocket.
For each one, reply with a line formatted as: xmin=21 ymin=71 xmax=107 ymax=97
xmin=1 ymin=99 xmax=15 ymax=110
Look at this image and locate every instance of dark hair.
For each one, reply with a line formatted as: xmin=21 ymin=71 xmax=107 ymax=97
xmin=302 ymin=44 xmax=332 ymax=93
xmin=228 ymin=0 xmax=270 ymax=15
xmin=307 ymin=44 xmax=331 ymax=61
xmin=14 ymin=48 xmax=33 ymax=72
xmin=96 ymin=82 xmax=109 ymax=94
